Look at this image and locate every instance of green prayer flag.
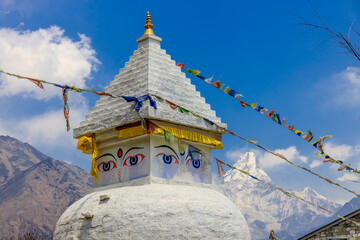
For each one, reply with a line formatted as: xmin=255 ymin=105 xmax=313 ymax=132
xmin=281 ymin=189 xmax=292 ymax=197
xmin=186 ymin=68 xmax=201 ymax=76
xmin=164 ymin=129 xmax=175 ymax=145
xmin=271 ymin=113 xmax=278 ymax=122
xmin=178 ymin=106 xmax=190 ymax=114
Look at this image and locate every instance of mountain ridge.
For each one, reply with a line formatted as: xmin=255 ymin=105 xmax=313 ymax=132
xmin=221 ymin=151 xmax=341 ymax=240
xmin=0 ymin=135 xmax=50 ymax=187
xmin=0 ymin=135 xmax=91 ymax=239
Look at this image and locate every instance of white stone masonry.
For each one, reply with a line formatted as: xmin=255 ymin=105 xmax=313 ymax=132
xmin=74 ymin=34 xmax=226 ymax=138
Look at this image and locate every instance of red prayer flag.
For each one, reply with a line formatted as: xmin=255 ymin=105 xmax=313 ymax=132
xmin=176 ymin=63 xmax=186 ymax=69
xmin=227 ymin=130 xmax=236 ymax=135
xmin=166 ymin=100 xmax=178 ymax=110
xmin=266 ymin=110 xmax=275 ymax=118
xmin=240 ymin=100 xmax=245 ymax=108
xmin=211 ymin=80 xmax=221 ymax=88
xmin=147 ymin=121 xmax=161 ymax=134
xmin=25 ymin=77 xmax=44 ymax=90
xmin=215 ymin=158 xmax=226 ymax=179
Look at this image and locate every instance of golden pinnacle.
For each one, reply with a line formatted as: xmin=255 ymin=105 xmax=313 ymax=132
xmin=144 ymin=12 xmax=154 ymax=35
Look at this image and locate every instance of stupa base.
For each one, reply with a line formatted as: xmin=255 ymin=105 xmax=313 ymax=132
xmin=54 ymin=182 xmax=251 ymax=240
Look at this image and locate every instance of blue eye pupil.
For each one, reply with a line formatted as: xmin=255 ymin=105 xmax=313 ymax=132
xmin=192 ymin=160 xmax=201 ymax=169
xmin=163 ymin=155 xmax=172 ymax=164
xmin=129 ymin=156 xmax=138 ymax=165
xmin=103 ymin=162 xmax=110 ymax=171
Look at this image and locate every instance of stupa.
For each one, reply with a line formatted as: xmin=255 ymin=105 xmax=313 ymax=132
xmin=54 ymin=13 xmax=251 ymax=239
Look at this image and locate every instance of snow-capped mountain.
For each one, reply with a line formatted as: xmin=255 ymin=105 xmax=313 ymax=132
xmin=220 ymin=152 xmax=341 ymax=240
xmin=335 ymin=196 xmax=360 ymax=217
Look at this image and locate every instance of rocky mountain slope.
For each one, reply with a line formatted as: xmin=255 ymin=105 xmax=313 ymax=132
xmin=300 ymin=196 xmax=360 ymax=236
xmin=335 ymin=196 xmax=360 ymax=217
xmin=221 ymin=152 xmax=341 ymax=240
xmin=0 ymin=135 xmax=91 ymax=239
xmin=0 ymin=136 xmax=49 ymax=186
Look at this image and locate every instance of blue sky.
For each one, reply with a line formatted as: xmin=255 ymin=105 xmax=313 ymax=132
xmin=0 ymin=0 xmax=360 ymax=204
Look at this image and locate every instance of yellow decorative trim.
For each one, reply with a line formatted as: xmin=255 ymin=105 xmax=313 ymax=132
xmin=116 ymin=124 xmax=223 ymax=149
xmin=77 ymin=136 xmax=99 ymax=180
xmin=116 ymin=125 xmax=146 ymax=139
xmin=156 ymin=125 xmax=224 ymax=149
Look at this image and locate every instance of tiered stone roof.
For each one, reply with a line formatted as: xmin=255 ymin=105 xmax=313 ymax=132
xmin=74 ymin=28 xmax=226 ymax=138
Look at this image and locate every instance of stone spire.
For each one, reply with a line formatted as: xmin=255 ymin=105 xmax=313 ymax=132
xmin=73 ymin=12 xmax=226 ymax=138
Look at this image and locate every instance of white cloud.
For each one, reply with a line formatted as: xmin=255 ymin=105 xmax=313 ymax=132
xmin=322 ymin=142 xmax=353 ymax=160
xmin=225 ymin=147 xmax=262 ymax=160
xmin=0 ymin=25 xmax=99 ymax=149
xmin=0 ymin=26 xmax=100 ymax=100
xmin=226 ymin=146 xmax=308 ymax=170
xmin=327 ymin=67 xmax=360 ymax=108
xmin=0 ymin=104 xmax=88 ymax=150
xmin=310 ymin=160 xmax=322 ymax=168
xmin=310 ymin=142 xmax=356 ymax=170
xmin=337 ymin=173 xmax=359 ymax=182
xmin=258 ymin=146 xmax=308 ymax=169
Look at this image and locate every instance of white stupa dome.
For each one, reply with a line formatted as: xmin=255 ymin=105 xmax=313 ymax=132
xmin=55 ymin=179 xmax=251 ymax=239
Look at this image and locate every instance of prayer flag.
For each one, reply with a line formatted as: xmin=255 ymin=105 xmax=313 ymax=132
xmin=204 ymin=76 xmax=213 ymax=83
xmin=176 ymin=63 xmax=186 ymax=69
xmin=25 ymin=77 xmax=44 ymax=90
xmin=166 ymin=100 xmax=178 ymax=110
xmin=164 ymin=129 xmax=175 ymax=145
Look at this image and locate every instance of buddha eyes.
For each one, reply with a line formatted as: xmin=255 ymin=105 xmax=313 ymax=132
xmin=98 ymin=160 xmax=117 ymax=172
xmin=123 ymin=154 xmax=145 ymax=167
xmin=186 ymin=157 xmax=201 ymax=169
xmin=156 ymin=153 xmax=179 ymax=165
xmin=155 ymin=152 xmax=201 ymax=168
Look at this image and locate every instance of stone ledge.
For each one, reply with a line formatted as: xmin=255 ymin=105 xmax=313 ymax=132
xmin=86 ymin=176 xmax=220 ymax=195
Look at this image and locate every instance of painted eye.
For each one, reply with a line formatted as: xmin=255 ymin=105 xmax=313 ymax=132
xmin=98 ymin=160 xmax=117 ymax=172
xmin=186 ymin=158 xmax=201 ymax=169
xmin=156 ymin=153 xmax=179 ymax=165
xmin=123 ymin=154 xmax=145 ymax=167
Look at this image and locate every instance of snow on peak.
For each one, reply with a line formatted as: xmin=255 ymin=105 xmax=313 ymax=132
xmin=220 ymin=151 xmax=341 ymax=239
xmin=224 ymin=152 xmax=271 ymax=183
xmin=303 ymin=186 xmax=313 ymax=193
xmin=234 ymin=152 xmax=258 ymax=168
xmin=300 ymin=186 xmax=326 ymax=200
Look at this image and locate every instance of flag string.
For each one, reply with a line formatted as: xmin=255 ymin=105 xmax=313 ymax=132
xmin=214 ymin=157 xmax=360 ymax=226
xmin=177 ymin=63 xmax=360 ymax=175
xmin=153 ymin=95 xmax=360 ymax=197
xmin=0 ymin=70 xmax=159 ymax=130
xmin=1 ymin=69 xmax=359 ymax=196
